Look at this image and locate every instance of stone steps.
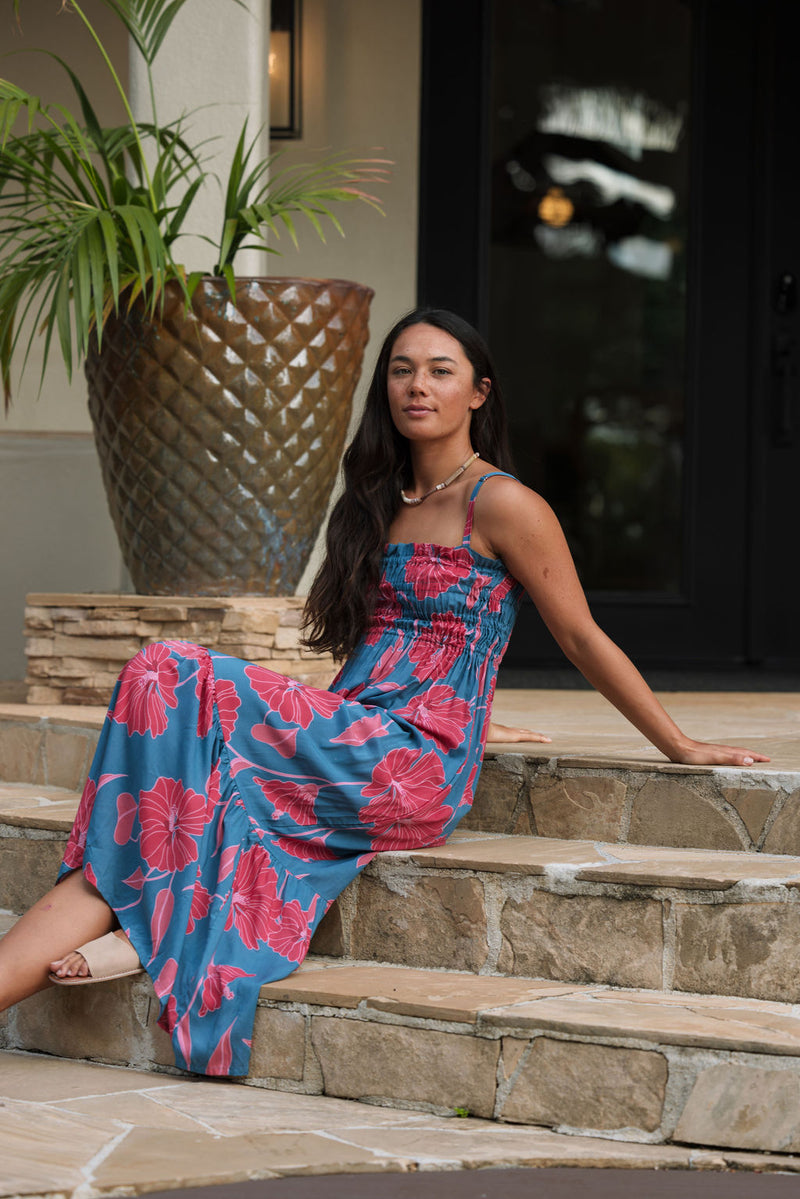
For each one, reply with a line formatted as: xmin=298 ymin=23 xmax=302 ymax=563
xmin=0 ymin=782 xmax=81 ymax=911
xmin=5 ymin=780 xmax=800 ymax=1005
xmin=6 ymin=1049 xmax=800 ymax=1190
xmin=0 ymin=706 xmax=102 ymax=792
xmin=254 ymin=961 xmax=800 ymax=1153
xmin=313 ymin=832 xmax=800 ymax=1003
xmin=5 ymin=952 xmax=800 ymax=1154
xmin=4 ymin=722 xmax=800 ymax=1000
xmin=4 ymin=701 xmax=800 ymax=1156
xmin=3 ymin=704 xmax=799 ymax=853
xmin=469 ymin=754 xmax=800 ymax=853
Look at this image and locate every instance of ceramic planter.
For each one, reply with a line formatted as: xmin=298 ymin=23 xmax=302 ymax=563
xmin=85 ymin=276 xmax=373 ymax=595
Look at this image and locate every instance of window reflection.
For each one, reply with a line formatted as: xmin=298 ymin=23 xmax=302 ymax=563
xmin=537 ymin=84 xmax=685 ymax=159
xmin=490 ymin=0 xmax=691 ymax=593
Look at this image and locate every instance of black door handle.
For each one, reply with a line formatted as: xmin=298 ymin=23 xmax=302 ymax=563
xmin=771 ymin=273 xmax=797 ymax=447
xmin=772 ymin=331 xmax=796 ymax=447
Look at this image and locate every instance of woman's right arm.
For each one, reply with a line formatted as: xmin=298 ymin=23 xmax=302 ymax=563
xmin=473 ymin=478 xmax=769 ymax=767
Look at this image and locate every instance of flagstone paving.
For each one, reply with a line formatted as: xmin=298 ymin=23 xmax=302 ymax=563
xmin=2 ymin=1050 xmax=800 ymax=1197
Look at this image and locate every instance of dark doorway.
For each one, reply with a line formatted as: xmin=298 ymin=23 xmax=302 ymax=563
xmin=419 ymin=0 xmax=800 ymax=673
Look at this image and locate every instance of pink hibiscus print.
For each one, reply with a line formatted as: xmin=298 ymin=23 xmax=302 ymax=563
xmin=244 ymin=666 xmax=344 ymax=729
xmin=466 ymin=572 xmax=493 ymax=609
xmin=408 ymin=612 xmax=467 ymax=681
xmin=251 ymin=721 xmax=298 ymax=757
xmin=206 ymin=1020 xmax=236 ymax=1075
xmin=139 ymin=777 xmax=206 ymax=873
xmin=359 ymin=747 xmax=452 ymax=849
xmin=488 ymin=574 xmax=516 ymax=612
xmin=186 ymin=882 xmax=213 ymax=933
xmin=457 ymin=762 xmax=480 ymax=811
xmin=371 ymin=637 xmax=408 ymax=685
xmin=395 ymin=684 xmax=472 ymax=750
xmin=62 ymin=777 xmax=96 ymax=869
xmin=365 ymin=581 xmax=403 ymax=645
xmin=254 ymin=779 xmax=319 ymax=826
xmin=196 ymin=653 xmax=241 ymax=739
xmin=330 ymin=712 xmax=389 ymax=746
xmin=114 ymin=791 xmax=138 ymax=845
xmin=267 ymin=896 xmax=318 ymax=963
xmin=205 ymin=761 xmax=222 ymax=821
xmin=215 ymin=679 xmax=241 ymax=737
xmin=198 ymin=962 xmax=254 ymax=1017
xmin=404 ymin=549 xmax=472 ymax=599
xmin=158 ymin=992 xmax=179 ymax=1033
xmin=150 ymin=887 xmax=174 ymax=956
xmin=153 ymin=956 xmax=178 ymax=999
xmin=271 ymin=835 xmax=339 ymax=862
xmin=225 ymin=844 xmax=282 ymax=950
xmin=113 ymin=643 xmax=179 ymax=737
xmin=369 ymin=794 xmax=453 ymax=851
xmin=158 ymin=995 xmax=194 ymax=1068
xmin=160 ymin=640 xmax=206 ymax=658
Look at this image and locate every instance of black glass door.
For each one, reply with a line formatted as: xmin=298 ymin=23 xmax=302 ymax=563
xmin=489 ymin=0 xmax=691 ymax=598
xmin=746 ymin=0 xmax=800 ymax=670
xmin=419 ymin=0 xmax=800 ymax=671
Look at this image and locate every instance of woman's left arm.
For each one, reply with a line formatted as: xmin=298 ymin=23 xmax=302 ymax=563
xmin=480 ymin=480 xmax=769 ymax=766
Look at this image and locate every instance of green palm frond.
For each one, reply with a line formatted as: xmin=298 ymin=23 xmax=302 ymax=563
xmin=2 ymin=0 xmax=389 ymax=408
xmin=0 ymin=78 xmax=190 ymax=402
xmin=95 ymin=0 xmax=247 ymax=67
xmin=213 ymin=125 xmax=390 ymax=271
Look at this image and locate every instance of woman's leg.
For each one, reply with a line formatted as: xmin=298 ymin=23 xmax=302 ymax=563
xmin=0 ymin=869 xmax=116 ymax=1010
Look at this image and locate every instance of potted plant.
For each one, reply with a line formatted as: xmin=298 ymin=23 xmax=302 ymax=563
xmin=0 ymin=0 xmax=387 ymax=595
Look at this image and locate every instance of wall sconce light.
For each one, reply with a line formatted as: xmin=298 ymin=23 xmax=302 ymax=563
xmin=270 ymin=0 xmax=301 ymax=139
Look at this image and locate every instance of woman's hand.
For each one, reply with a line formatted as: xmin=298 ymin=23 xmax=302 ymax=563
xmin=487 ymin=721 xmax=551 ymax=744
xmin=473 ymin=480 xmax=772 ymax=767
xmin=665 ymin=739 xmax=770 ymax=767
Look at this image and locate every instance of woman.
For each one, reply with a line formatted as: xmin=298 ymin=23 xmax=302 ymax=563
xmin=0 ymin=309 xmax=767 ymax=1076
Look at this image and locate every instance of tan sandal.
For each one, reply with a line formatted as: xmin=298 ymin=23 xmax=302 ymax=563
xmin=49 ymin=931 xmax=143 ymax=986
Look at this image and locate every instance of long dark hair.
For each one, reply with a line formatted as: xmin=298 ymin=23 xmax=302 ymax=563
xmin=302 ymin=308 xmax=514 ymax=660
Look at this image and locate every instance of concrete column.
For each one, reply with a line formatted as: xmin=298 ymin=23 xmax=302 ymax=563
xmin=128 ymin=0 xmax=271 ymax=276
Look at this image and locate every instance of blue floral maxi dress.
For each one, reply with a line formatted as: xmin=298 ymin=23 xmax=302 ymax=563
xmin=58 ymin=474 xmax=523 ymax=1076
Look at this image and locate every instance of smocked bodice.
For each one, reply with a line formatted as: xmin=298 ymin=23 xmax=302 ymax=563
xmin=331 ymin=475 xmax=524 ymax=749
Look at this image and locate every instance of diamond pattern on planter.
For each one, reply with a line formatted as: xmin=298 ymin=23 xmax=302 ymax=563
xmin=85 ymin=277 xmax=373 ymax=595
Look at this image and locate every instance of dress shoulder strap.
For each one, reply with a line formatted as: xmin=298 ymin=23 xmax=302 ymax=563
xmin=461 ymin=471 xmax=516 ymax=546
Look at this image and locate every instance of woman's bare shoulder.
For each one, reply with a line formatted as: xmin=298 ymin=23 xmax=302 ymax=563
xmin=475 ymin=473 xmax=555 ymax=523
xmin=471 ymin=473 xmax=562 ymax=559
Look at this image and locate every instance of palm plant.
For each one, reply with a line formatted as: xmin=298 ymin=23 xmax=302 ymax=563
xmin=0 ymin=0 xmax=387 ymax=407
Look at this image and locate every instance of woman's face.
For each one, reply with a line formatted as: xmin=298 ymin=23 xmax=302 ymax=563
xmin=386 ymin=323 xmax=489 ymax=444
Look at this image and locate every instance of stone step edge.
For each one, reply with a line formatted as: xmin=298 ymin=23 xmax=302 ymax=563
xmin=262 ymin=957 xmax=800 ymax=1058
xmin=5 ymin=800 xmax=800 ymax=897
xmin=4 ymin=705 xmax=800 ymax=858
xmin=6 ymin=801 xmax=800 ymax=900
xmin=473 ymin=753 xmax=800 ymax=856
xmin=383 ymin=832 xmax=800 ymax=891
xmin=3 ymin=1050 xmax=800 ymax=1181
xmin=3 ymin=703 xmax=795 ymax=781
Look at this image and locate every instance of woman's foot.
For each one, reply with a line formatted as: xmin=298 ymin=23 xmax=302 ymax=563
xmin=49 ymin=930 xmax=142 ymax=985
xmin=0 ymin=869 xmax=117 ymax=1012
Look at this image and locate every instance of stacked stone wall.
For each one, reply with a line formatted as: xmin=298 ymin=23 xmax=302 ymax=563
xmin=24 ymin=593 xmax=336 ymax=705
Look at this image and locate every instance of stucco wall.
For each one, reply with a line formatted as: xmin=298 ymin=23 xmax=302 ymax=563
xmin=0 ymin=2 xmax=131 ymax=679
xmin=271 ymin=0 xmax=421 ymax=590
xmin=0 ymin=0 xmax=421 ymax=679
